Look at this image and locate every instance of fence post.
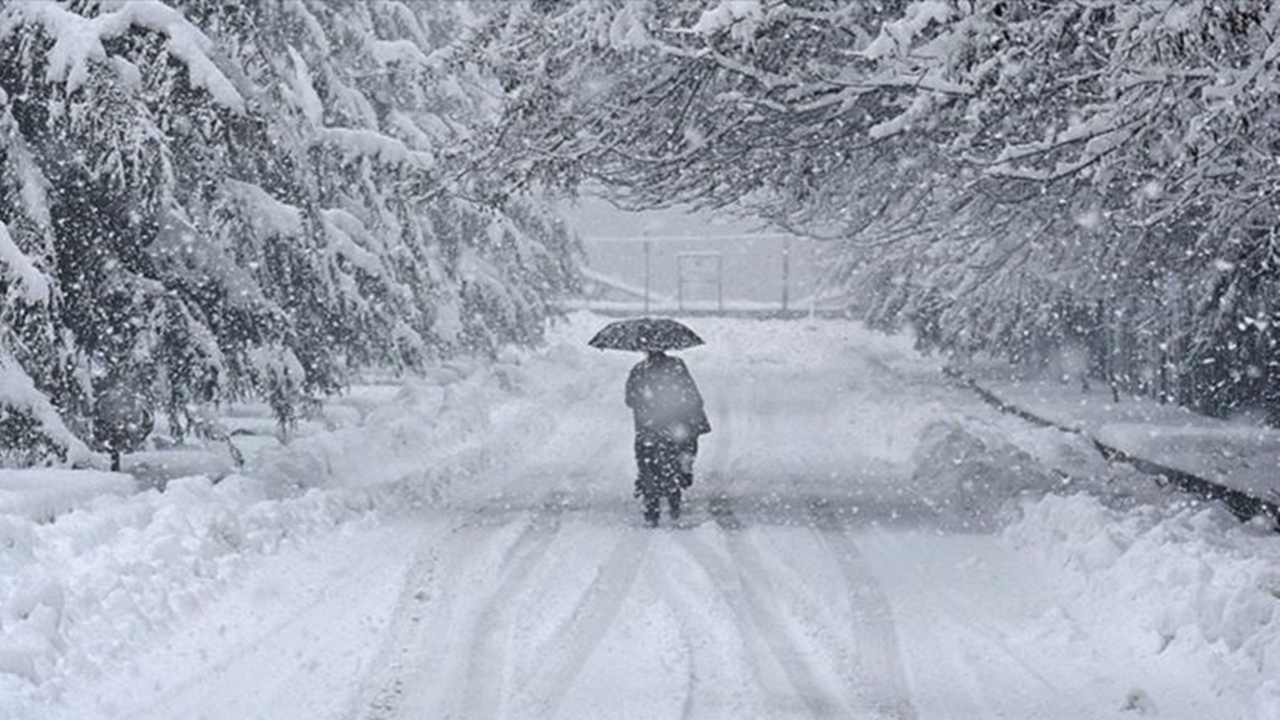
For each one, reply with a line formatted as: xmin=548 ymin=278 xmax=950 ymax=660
xmin=718 ymin=253 xmax=724 ymax=314
xmin=781 ymin=235 xmax=790 ymax=312
xmin=643 ymin=239 xmax=651 ymax=313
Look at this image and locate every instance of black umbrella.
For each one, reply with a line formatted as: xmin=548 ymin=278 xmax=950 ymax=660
xmin=588 ymin=317 xmax=704 ymax=352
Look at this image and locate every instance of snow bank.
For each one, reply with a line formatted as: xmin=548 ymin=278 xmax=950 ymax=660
xmin=254 ymin=344 xmax=600 ymax=501
xmin=912 ymin=419 xmax=1055 ymax=527
xmin=0 ymin=344 xmax=581 ymax=714
xmin=0 ymin=474 xmax=385 ymax=698
xmin=1006 ymin=493 xmax=1280 ymax=720
xmin=0 ymin=470 xmax=134 ymax=521
xmin=971 ymin=375 xmax=1280 ymax=500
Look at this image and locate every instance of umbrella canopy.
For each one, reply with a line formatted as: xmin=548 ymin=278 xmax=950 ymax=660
xmin=588 ymin=317 xmax=704 ymax=352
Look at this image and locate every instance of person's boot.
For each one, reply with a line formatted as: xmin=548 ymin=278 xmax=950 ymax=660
xmin=668 ymin=491 xmax=682 ymax=520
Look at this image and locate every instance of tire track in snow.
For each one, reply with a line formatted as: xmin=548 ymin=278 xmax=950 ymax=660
xmin=642 ymin=555 xmax=717 ymax=720
xmin=807 ymin=499 xmax=919 ymax=720
xmin=450 ymin=494 xmax=567 ymax=720
xmin=356 ymin=504 xmax=562 ymax=720
xmin=356 ymin=427 xmax=619 ymax=720
xmin=519 ymin=526 xmax=653 ymax=718
xmin=352 ymin=520 xmax=446 ymax=720
xmin=442 ymin=374 xmax=652 ymax=717
xmin=696 ymin=357 xmax=848 ymax=714
xmin=681 ymin=523 xmax=850 ymax=718
xmin=751 ymin=354 xmax=919 ymax=720
xmin=694 ymin=342 xmax=851 ymax=715
xmin=724 ymin=349 xmax=917 ymax=720
xmin=741 ymin=338 xmax=1056 ymax=719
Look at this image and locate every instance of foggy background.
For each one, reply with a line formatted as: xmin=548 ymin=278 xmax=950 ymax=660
xmin=563 ymin=196 xmax=822 ymax=309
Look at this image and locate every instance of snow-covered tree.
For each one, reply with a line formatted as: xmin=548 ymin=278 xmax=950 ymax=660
xmin=0 ymin=77 xmax=92 ymax=464
xmin=483 ymin=0 xmax=1280 ymax=421
xmin=0 ymin=0 xmax=580 ymax=464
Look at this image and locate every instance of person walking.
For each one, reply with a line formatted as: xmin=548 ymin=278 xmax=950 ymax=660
xmin=625 ymin=349 xmax=710 ymax=526
xmin=588 ymin=317 xmax=710 ymax=526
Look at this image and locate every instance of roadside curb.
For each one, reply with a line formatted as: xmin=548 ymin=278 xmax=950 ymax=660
xmin=943 ymin=367 xmax=1280 ymax=531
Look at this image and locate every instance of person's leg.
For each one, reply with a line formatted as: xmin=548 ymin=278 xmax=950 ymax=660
xmin=655 ymin=437 xmax=683 ymax=494
xmin=636 ymin=433 xmax=663 ymax=523
xmin=643 ymin=494 xmax=662 ymax=526
xmin=634 ymin=433 xmax=654 ymax=498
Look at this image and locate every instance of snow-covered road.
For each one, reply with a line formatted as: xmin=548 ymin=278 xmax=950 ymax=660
xmin=351 ymin=331 xmax=927 ymax=720
xmin=10 ymin=315 xmax=1279 ymax=720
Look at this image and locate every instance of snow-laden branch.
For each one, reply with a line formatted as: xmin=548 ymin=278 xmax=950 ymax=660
xmin=0 ymin=347 xmax=93 ymax=464
xmin=0 ymin=220 xmax=51 ymax=306
xmin=0 ymin=1 xmax=245 ymax=110
xmin=313 ymin=128 xmax=437 ymax=169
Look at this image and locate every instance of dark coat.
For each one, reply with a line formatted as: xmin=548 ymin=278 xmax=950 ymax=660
xmin=625 ymin=352 xmax=710 ymax=441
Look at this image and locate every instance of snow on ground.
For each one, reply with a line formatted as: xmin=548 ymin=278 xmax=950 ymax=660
xmin=1005 ymin=495 xmax=1280 ymax=718
xmin=0 ymin=350 xmax=583 ymax=718
xmin=0 ymin=470 xmax=134 ymax=521
xmin=2 ymin=312 xmax=1279 ymax=720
